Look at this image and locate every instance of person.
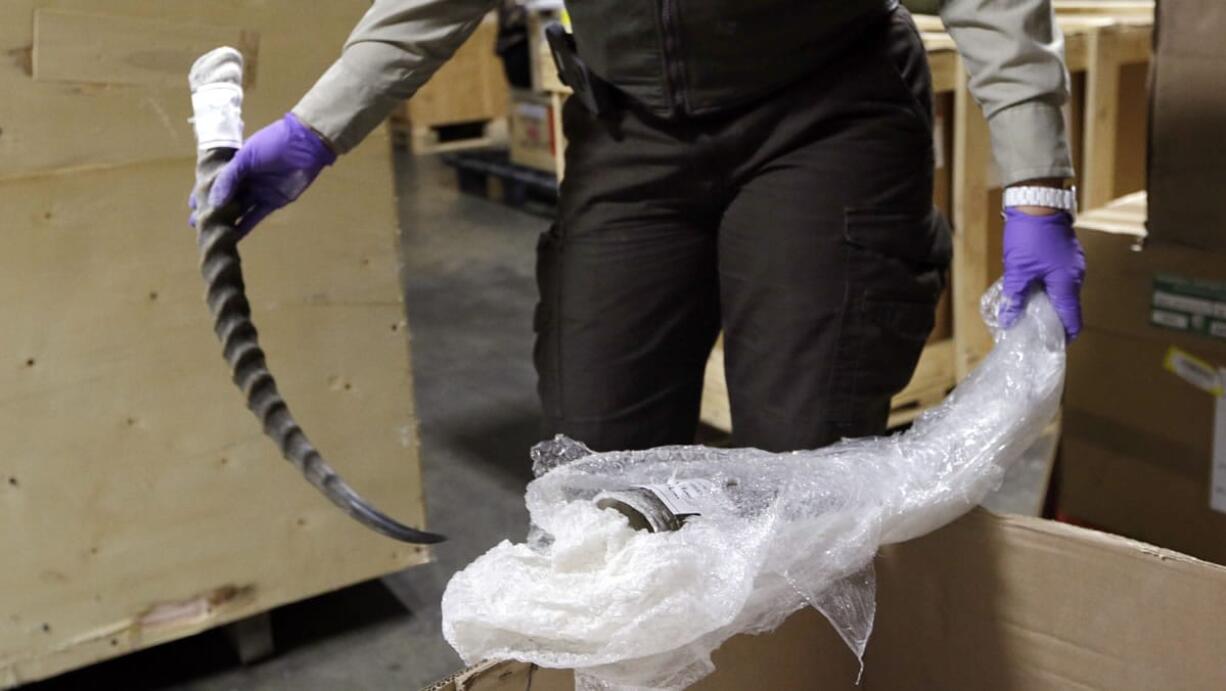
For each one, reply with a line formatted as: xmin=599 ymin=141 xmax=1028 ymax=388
xmin=190 ymin=0 xmax=1084 ymax=454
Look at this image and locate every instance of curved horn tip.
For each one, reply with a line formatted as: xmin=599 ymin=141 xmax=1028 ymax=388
xmin=189 ymin=46 xmax=244 ymax=91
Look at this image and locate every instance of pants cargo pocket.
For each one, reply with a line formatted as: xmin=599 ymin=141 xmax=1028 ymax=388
xmin=833 ymin=206 xmax=952 ymax=408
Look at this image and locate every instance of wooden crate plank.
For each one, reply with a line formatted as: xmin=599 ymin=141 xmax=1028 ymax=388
xmin=407 ymin=13 xmax=509 ymax=130
xmin=528 ymin=7 xmax=568 ymax=93
xmin=550 ymin=91 xmax=567 ymax=179
xmin=928 ymin=49 xmax=958 ymax=94
xmin=1082 ymin=25 xmax=1125 ymax=210
xmin=699 ymin=337 xmax=731 ymax=433
xmin=1053 ymin=1 xmax=1154 ymax=18
xmin=1064 ymin=26 xmax=1091 ymax=72
xmin=0 ymin=1 xmax=362 ymax=180
xmin=32 ymin=9 xmax=255 ymax=89
xmin=1075 ymin=191 xmax=1147 ymax=235
xmin=406 ymin=118 xmax=508 ymax=155
xmin=1082 ymin=24 xmax=1152 ymax=209
xmin=0 ymin=119 xmax=428 ymax=687
xmin=1115 ymin=23 xmax=1153 ymax=62
xmin=951 ymin=56 xmax=995 ymax=378
xmin=892 ymin=338 xmax=956 ymax=410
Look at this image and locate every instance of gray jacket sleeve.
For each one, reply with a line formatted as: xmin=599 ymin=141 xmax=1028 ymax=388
xmin=293 ymin=0 xmax=496 ymax=153
xmin=939 ymin=0 xmax=1075 ymax=186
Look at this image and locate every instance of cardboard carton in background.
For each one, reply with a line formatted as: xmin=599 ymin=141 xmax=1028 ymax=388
xmin=1147 ymin=0 xmax=1226 ymax=252
xmin=1060 ymin=193 xmax=1226 ymax=565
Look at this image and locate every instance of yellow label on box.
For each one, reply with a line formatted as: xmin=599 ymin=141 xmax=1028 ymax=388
xmin=1163 ymin=346 xmax=1225 ymax=396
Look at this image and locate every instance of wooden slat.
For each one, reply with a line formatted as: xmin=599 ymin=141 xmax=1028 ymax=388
xmin=551 ymin=91 xmax=567 ymax=179
xmin=887 ymin=338 xmax=956 ymax=428
xmin=1114 ymin=24 xmax=1154 ymax=63
xmin=951 ymin=56 xmax=995 ymax=378
xmin=1064 ymin=28 xmax=1090 ymax=73
xmin=1082 ymin=25 xmax=1125 ymax=210
xmin=1081 ymin=22 xmax=1151 ymax=208
xmin=528 ymin=8 xmax=568 ymax=93
xmin=407 ymin=13 xmax=509 ymax=130
xmin=913 ymin=15 xmax=943 ymax=33
xmin=32 ymin=10 xmax=254 ymax=89
xmin=919 ymin=31 xmax=955 ymax=52
xmin=1075 ymin=191 xmax=1148 ymax=235
xmin=1053 ymin=0 xmax=1154 ymax=17
xmin=927 ymin=49 xmax=958 ymax=94
xmin=699 ymin=337 xmax=731 ymax=433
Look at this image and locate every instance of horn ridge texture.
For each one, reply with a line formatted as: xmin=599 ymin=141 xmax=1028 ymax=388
xmin=189 ymin=47 xmax=444 ymax=544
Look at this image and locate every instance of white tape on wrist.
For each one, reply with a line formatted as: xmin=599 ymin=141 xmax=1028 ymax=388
xmin=191 ymin=83 xmax=244 ymax=151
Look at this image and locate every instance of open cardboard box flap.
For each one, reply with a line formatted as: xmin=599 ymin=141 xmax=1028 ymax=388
xmin=431 ymin=509 xmax=1226 ymax=690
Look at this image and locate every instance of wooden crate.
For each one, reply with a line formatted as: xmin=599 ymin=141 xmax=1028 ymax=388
xmin=393 ymin=11 xmax=510 ymax=153
xmin=1 ymin=3 xmax=430 ymax=686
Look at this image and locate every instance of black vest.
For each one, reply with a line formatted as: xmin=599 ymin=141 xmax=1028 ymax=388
xmin=566 ymin=0 xmax=899 ymax=118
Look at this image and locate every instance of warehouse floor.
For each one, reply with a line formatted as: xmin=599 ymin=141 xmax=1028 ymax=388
xmin=25 ymin=148 xmax=1050 ymax=691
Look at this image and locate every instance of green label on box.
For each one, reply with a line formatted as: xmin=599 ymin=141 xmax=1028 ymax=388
xmin=1151 ymin=274 xmax=1226 ymax=341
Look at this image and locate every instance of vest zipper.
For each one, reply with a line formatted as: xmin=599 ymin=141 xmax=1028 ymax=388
xmin=660 ymin=0 xmax=689 ymax=113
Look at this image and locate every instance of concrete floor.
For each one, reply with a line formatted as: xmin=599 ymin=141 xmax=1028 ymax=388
xmin=24 ymin=148 xmax=1049 ymax=691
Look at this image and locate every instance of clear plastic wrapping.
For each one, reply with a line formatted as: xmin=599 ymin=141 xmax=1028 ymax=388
xmin=441 ymin=285 xmax=1066 ymax=690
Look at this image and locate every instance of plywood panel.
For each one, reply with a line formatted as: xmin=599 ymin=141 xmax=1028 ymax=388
xmin=33 ymin=9 xmax=256 ymax=88
xmin=407 ymin=12 xmax=508 ymax=128
xmin=0 ymin=2 xmax=430 ymax=680
xmin=0 ymin=1 xmax=367 ymax=180
xmin=1 ymin=129 xmax=428 ymax=686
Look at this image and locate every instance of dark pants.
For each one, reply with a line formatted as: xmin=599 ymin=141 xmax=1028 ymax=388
xmin=534 ymin=8 xmax=952 ymax=453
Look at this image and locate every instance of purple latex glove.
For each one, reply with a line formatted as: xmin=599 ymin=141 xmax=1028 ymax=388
xmin=188 ymin=113 xmax=336 ymax=236
xmin=999 ymin=208 xmax=1086 ymax=341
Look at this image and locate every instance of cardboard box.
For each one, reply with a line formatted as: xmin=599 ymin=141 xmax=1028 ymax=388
xmin=1059 ymin=192 xmax=1226 ymax=564
xmin=429 ymin=510 xmax=1226 ymax=690
xmin=509 ymin=89 xmax=563 ymax=174
xmin=1076 ymin=203 xmax=1226 ymax=343
xmin=1147 ymin=0 xmax=1226 ymax=251
xmin=1061 ymin=332 xmax=1226 ymax=564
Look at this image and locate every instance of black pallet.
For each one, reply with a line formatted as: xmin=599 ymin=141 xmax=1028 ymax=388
xmin=440 ymin=148 xmax=558 ymax=214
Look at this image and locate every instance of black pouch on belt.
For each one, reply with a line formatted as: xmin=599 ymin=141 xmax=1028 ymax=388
xmin=544 ymin=22 xmax=616 ymax=116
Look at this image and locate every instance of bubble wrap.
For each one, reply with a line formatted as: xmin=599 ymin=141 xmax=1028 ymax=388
xmin=442 ymin=285 xmax=1065 ymax=690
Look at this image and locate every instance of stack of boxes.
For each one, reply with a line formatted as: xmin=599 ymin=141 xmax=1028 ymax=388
xmin=1059 ymin=0 xmax=1226 ymax=564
